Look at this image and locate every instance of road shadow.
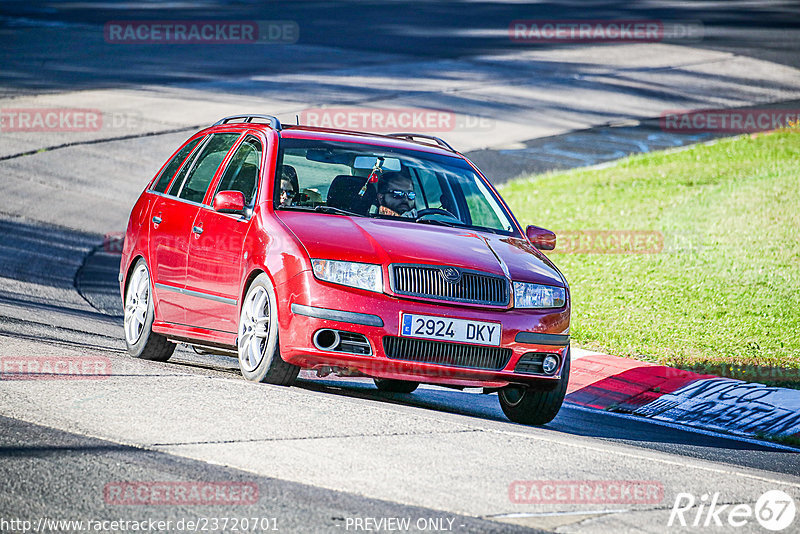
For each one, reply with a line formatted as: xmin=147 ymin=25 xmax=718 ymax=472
xmin=0 ymin=216 xmax=101 ymax=290
xmin=290 ymin=374 xmax=798 ymax=456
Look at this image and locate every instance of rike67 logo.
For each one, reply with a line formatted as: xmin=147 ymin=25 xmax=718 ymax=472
xmin=669 ymin=490 xmax=796 ymax=531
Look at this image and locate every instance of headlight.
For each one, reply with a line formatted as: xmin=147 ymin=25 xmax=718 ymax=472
xmin=311 ymin=259 xmax=383 ymax=293
xmin=513 ymin=282 xmax=566 ymax=308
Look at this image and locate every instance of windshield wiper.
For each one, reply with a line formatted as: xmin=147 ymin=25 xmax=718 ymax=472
xmin=314 ymin=205 xmax=366 ymax=217
xmin=415 ymin=218 xmax=457 ymax=228
xmin=276 ymin=205 xmax=365 ymax=217
xmin=416 ymin=218 xmax=507 ymax=235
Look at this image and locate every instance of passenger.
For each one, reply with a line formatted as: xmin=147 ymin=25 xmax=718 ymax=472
xmin=279 ymin=165 xmax=299 ymax=206
xmin=377 ymin=171 xmax=417 ymax=217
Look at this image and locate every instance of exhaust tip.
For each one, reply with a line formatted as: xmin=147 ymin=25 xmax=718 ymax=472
xmin=313 ymin=329 xmax=340 ymax=351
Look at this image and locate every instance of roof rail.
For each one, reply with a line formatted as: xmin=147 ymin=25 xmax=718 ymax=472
xmin=386 ymin=133 xmax=455 ymax=152
xmin=213 ymin=114 xmax=282 ymax=131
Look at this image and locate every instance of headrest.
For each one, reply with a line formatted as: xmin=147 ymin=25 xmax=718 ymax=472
xmin=327 ymin=175 xmax=377 ymax=214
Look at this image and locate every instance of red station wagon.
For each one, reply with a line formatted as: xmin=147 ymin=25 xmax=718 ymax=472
xmin=120 ymin=114 xmax=571 ymax=425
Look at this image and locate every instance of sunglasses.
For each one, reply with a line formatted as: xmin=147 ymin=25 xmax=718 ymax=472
xmin=280 ymin=188 xmax=296 ymax=197
xmin=386 ymin=189 xmax=416 ymax=200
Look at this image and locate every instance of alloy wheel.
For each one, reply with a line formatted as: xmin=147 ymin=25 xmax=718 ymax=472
xmin=238 ymin=286 xmax=271 ymax=372
xmin=124 ymin=264 xmax=150 ymax=344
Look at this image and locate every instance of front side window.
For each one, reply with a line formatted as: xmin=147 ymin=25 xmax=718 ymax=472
xmin=151 ymin=136 xmax=204 ymax=193
xmin=213 ymin=135 xmax=262 ymax=206
xmin=275 ymin=139 xmax=518 ymax=236
xmin=174 ymin=133 xmax=241 ymax=204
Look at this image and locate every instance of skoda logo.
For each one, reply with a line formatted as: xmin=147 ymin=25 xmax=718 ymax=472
xmin=441 ymin=267 xmax=462 ymax=284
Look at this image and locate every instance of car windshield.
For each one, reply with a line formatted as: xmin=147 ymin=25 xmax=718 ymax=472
xmin=275 ymin=138 xmax=518 ymax=236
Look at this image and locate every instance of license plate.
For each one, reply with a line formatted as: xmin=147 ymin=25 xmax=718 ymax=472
xmin=400 ymin=313 xmax=501 ymax=346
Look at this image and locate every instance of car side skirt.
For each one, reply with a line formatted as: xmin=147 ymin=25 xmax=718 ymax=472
xmin=152 ymin=321 xmax=237 ymax=347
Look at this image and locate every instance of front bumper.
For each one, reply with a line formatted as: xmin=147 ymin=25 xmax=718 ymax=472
xmin=277 ymin=271 xmax=570 ymax=388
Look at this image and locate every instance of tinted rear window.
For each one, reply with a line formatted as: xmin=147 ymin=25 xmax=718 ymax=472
xmin=176 ymin=133 xmax=241 ymax=204
xmin=151 ymin=136 xmax=203 ymax=193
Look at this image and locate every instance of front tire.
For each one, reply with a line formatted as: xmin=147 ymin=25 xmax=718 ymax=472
xmin=237 ymin=273 xmax=299 ymax=385
xmin=498 ymin=347 xmax=570 ymax=425
xmin=123 ymin=259 xmax=175 ymax=362
xmin=374 ymin=378 xmax=419 ymax=393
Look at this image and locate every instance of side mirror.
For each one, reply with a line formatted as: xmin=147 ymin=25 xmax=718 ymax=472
xmin=526 ymin=225 xmax=556 ymax=250
xmin=213 ymin=190 xmax=246 ymax=214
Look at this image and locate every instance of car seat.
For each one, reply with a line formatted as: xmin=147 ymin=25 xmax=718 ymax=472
xmin=327 ymin=175 xmax=377 ymax=215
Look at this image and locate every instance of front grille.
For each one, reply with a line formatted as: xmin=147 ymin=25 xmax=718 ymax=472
xmin=383 ymin=336 xmax=512 ymax=371
xmin=390 ymin=264 xmax=509 ymax=306
xmin=515 ymin=352 xmax=549 ymax=375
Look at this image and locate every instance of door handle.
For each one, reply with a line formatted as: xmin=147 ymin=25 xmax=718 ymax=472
xmin=152 ymin=216 xmax=162 ymax=224
xmin=192 ymin=226 xmax=204 ymax=235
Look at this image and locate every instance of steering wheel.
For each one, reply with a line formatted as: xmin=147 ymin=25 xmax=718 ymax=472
xmin=415 ymin=208 xmax=458 ymax=220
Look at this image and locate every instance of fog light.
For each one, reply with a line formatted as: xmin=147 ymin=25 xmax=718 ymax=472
xmin=542 ymin=355 xmax=560 ymax=375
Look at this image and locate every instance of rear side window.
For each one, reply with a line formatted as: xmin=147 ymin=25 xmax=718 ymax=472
xmin=151 ymin=137 xmax=203 ymax=193
xmin=167 ymin=146 xmax=198 ymax=197
xmin=175 ymin=133 xmax=241 ymax=204
xmin=213 ymin=135 xmax=262 ymax=206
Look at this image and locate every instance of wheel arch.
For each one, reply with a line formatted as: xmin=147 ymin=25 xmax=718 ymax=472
xmin=239 ymin=268 xmax=271 ymax=312
xmin=122 ymin=254 xmax=147 ymax=297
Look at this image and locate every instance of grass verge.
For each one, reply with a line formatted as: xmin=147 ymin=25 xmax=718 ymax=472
xmin=500 ymin=129 xmax=800 ymax=375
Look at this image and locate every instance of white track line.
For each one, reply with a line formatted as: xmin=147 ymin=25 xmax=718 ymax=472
xmin=488 ymin=509 xmax=629 ymax=519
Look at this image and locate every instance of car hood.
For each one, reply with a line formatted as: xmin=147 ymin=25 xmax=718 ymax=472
xmin=277 ymin=211 xmax=564 ymax=287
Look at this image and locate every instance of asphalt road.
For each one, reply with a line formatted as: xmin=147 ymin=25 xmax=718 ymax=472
xmin=0 ymin=415 xmax=535 ymax=534
xmin=2 ymin=1 xmax=800 ymax=533
xmin=4 ymin=0 xmax=800 ymax=183
xmin=3 ymin=0 xmax=800 ymax=89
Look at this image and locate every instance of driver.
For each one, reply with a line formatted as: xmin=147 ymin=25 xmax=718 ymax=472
xmin=377 ymin=171 xmax=417 ymax=217
xmin=279 ymin=165 xmax=299 ymax=206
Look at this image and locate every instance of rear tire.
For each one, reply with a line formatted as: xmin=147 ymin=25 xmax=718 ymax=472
xmin=123 ymin=259 xmax=176 ymax=362
xmin=237 ymin=273 xmax=300 ymax=386
xmin=373 ymin=378 xmax=419 ymax=394
xmin=498 ymin=347 xmax=570 ymax=425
